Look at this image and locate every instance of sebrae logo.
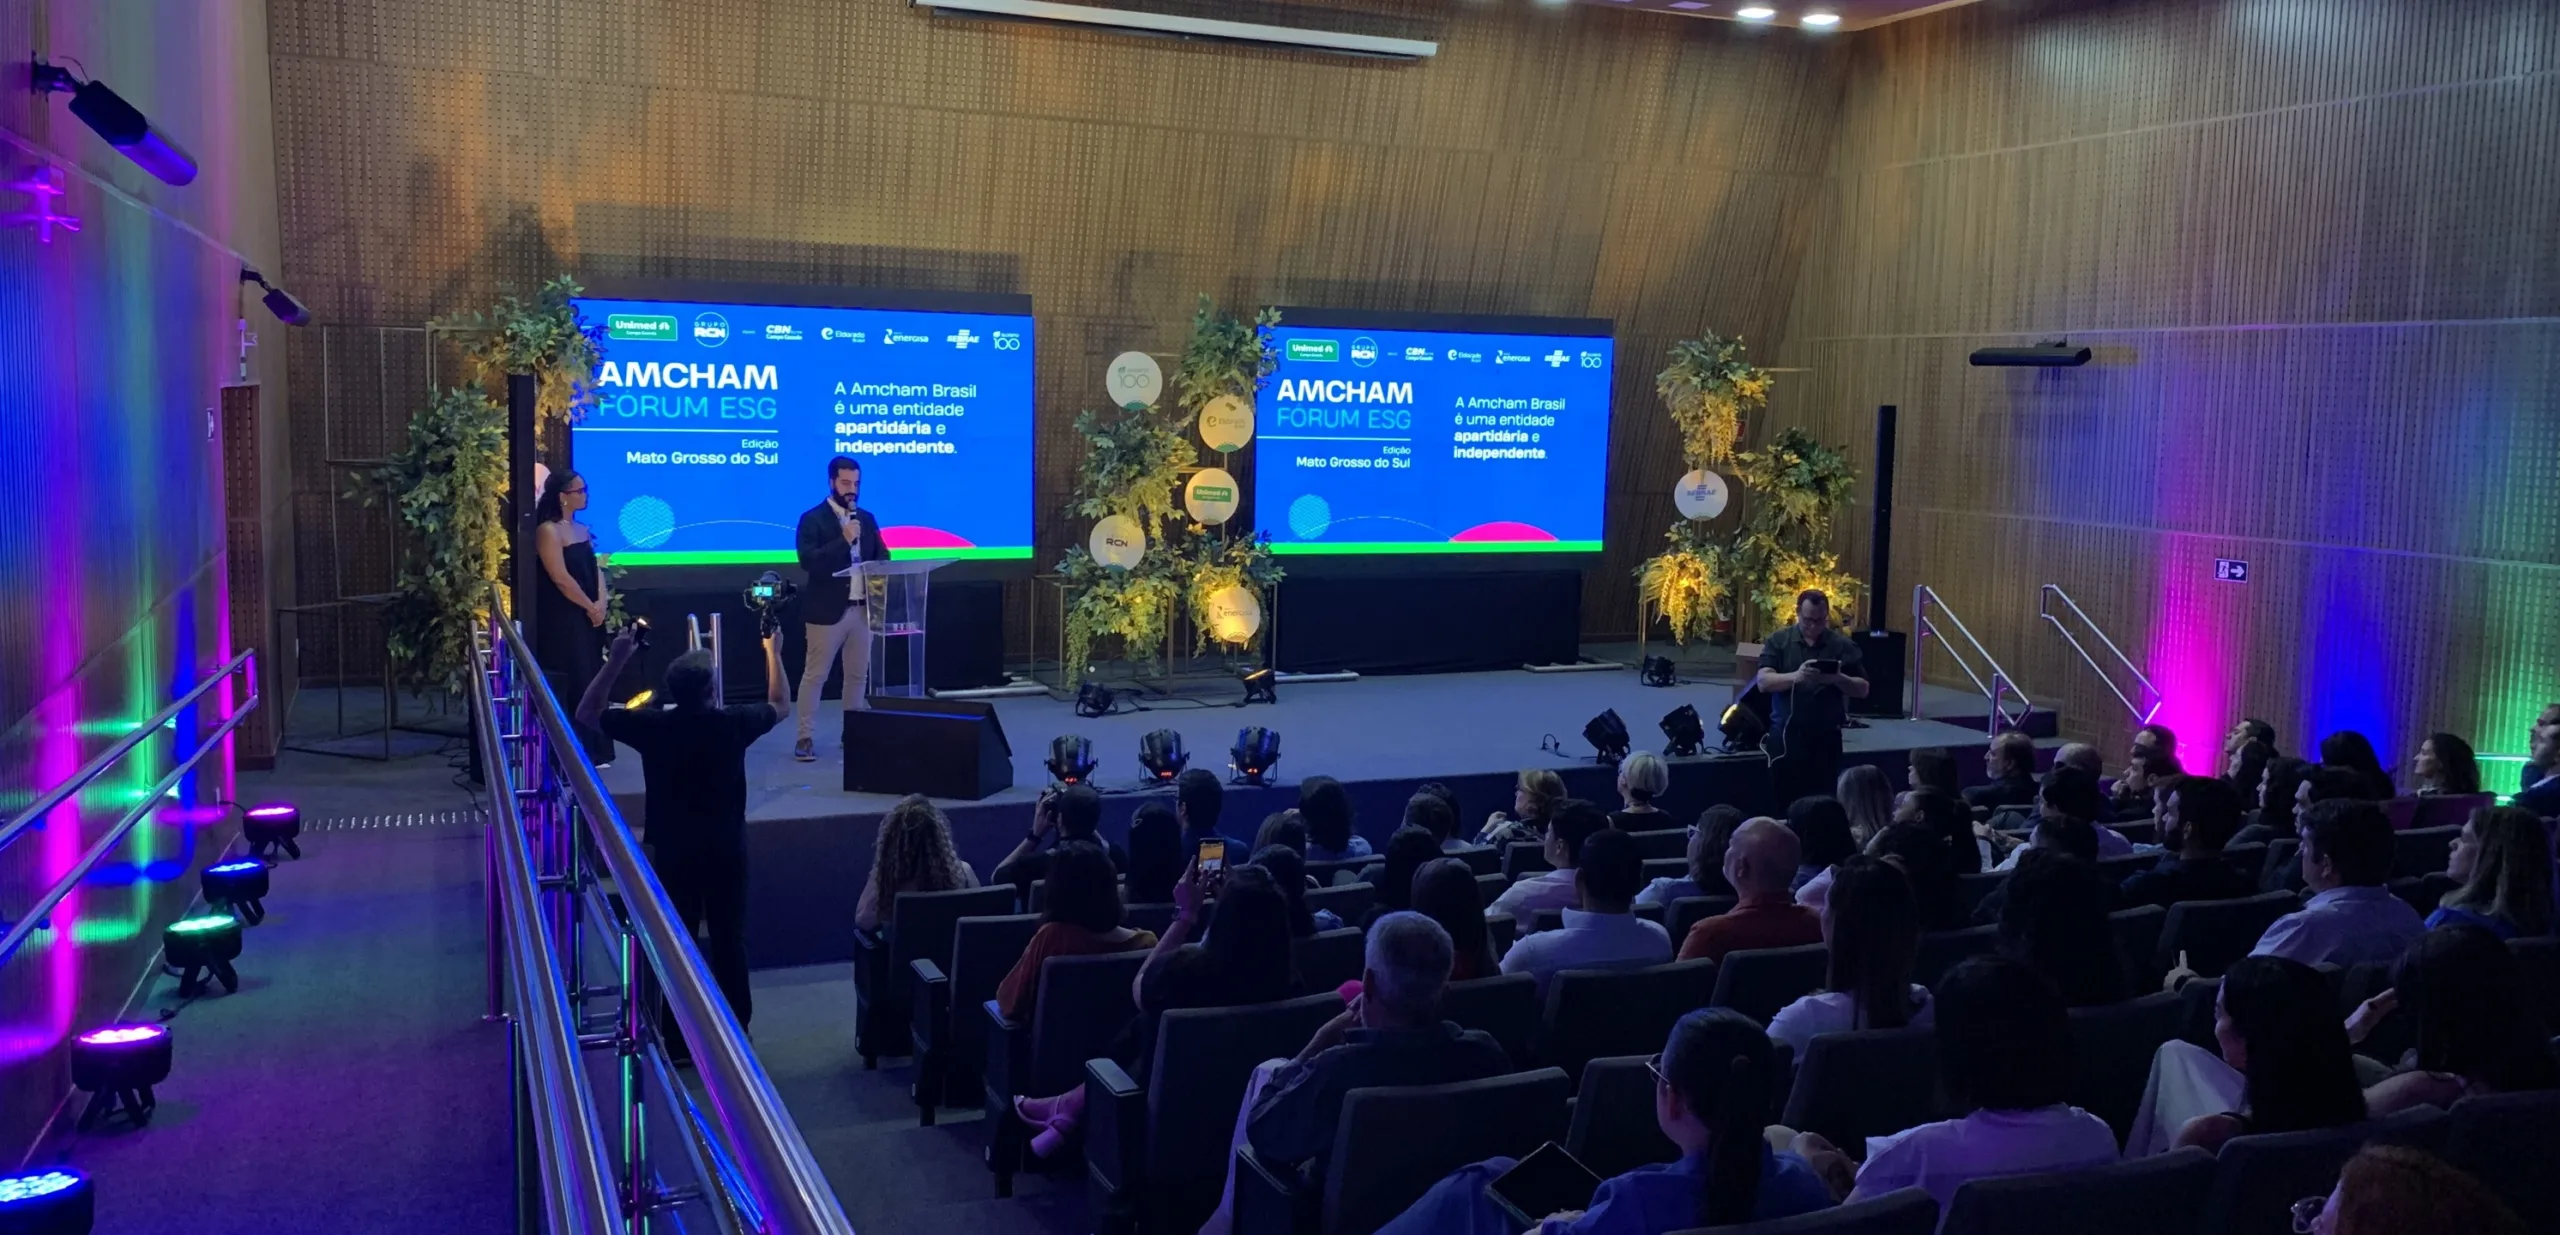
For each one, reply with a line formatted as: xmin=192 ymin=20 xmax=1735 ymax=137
xmin=692 ymin=312 xmax=730 ymax=347
xmin=1285 ymin=338 xmax=1339 ymax=363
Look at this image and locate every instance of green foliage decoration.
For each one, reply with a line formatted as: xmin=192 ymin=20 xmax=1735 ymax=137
xmin=1065 ymin=406 xmax=1196 ymax=542
xmin=1635 ymin=521 xmax=1730 ymax=647
xmin=1655 ymin=334 xmax=1772 ymax=468
xmin=1173 ymin=295 xmax=1280 ymax=415
xmin=1183 ymin=530 xmax=1287 ymax=654
xmin=438 ymin=275 xmax=605 ymax=430
xmin=352 ymin=386 xmax=509 ymax=693
xmin=1058 ymin=546 xmax=1184 ymax=684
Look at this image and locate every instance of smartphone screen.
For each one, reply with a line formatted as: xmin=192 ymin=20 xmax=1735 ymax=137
xmin=1485 ymin=1142 xmax=1602 ymax=1227
xmin=1198 ymin=838 xmax=1226 ymax=874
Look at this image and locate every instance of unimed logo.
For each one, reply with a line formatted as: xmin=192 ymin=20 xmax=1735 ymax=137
xmin=1192 ymin=485 xmax=1234 ymax=503
xmin=606 ymin=314 xmax=677 ymax=342
xmin=1285 ymin=338 xmax=1340 ymax=363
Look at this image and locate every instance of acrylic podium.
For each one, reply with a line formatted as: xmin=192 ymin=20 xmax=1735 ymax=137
xmin=834 ymin=557 xmax=1013 ymax=799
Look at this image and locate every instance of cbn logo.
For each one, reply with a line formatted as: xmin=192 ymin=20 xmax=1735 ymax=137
xmin=692 ymin=312 xmax=729 ymax=347
xmin=1285 ymin=338 xmax=1339 ymax=363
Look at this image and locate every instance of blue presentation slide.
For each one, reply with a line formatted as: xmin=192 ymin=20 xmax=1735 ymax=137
xmin=1252 ymin=323 xmax=1613 ymax=555
xmin=569 ymin=296 xmax=1035 ymax=565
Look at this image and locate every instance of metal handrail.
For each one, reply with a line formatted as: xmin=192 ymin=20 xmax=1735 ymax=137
xmin=1910 ymin=586 xmax=2033 ymax=733
xmin=469 ymin=651 xmax=620 ymax=1233
xmin=476 ymin=586 xmax=854 ymax=1235
xmin=0 ymin=651 xmax=259 ymax=962
xmin=2038 ymin=584 xmax=2162 ymax=726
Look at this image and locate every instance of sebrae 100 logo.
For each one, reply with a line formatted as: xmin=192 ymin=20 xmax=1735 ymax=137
xmin=691 ymin=312 xmax=730 ymax=347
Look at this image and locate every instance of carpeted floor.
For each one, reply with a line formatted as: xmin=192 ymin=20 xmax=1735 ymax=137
xmin=752 ymin=963 xmax=1090 ymax=1235
xmin=38 ymin=753 xmax=513 ymax=1234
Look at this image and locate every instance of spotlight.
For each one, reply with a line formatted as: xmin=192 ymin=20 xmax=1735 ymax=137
xmin=71 ymin=1024 xmax=172 ymax=1129
xmin=239 ymin=267 xmax=311 ymax=326
xmin=162 ymin=914 xmax=243 ymax=997
xmin=1138 ymin=729 xmax=1189 ymax=782
xmin=201 ymin=858 xmax=270 ymax=924
xmin=1718 ymin=700 xmax=1768 ymax=753
xmin=242 ymin=802 xmax=302 ymax=859
xmin=1640 ymin=655 xmax=1678 ymax=688
xmin=1231 ymin=727 xmax=1282 ymax=787
xmin=0 ymin=1166 xmax=92 ymax=1234
xmin=1583 ymin=709 xmax=1631 ymax=765
xmin=1240 ymin=664 xmax=1277 ymax=705
xmin=1736 ymin=5 xmax=1776 ymax=18
xmin=1045 ymin=735 xmax=1098 ymax=785
xmin=1661 ymin=704 xmax=1707 ymax=758
xmin=33 ymin=61 xmax=197 ymax=186
xmin=1074 ymin=680 xmax=1120 ymax=719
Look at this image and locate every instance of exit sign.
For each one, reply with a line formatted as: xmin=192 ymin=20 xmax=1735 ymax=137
xmin=2215 ymin=558 xmax=2251 ymax=582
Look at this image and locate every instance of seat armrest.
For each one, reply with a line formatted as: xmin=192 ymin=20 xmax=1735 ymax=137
xmin=1084 ymin=1057 xmax=1146 ymax=1195
xmin=1232 ymin=1145 xmax=1312 ymax=1235
xmin=983 ymin=999 xmax=1025 ymax=1098
xmin=909 ymin=958 xmax=948 ymax=1049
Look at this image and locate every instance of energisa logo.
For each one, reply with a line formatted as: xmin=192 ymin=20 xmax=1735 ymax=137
xmin=692 ymin=312 xmax=730 ymax=347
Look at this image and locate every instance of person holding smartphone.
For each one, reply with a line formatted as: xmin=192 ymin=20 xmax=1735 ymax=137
xmin=1370 ymin=1008 xmax=1833 ymax=1235
xmin=1754 ymin=589 xmax=1869 ymax=810
xmin=990 ymin=783 xmax=1127 ymax=896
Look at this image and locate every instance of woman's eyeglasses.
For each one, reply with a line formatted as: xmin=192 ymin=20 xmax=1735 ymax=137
xmin=1643 ymin=1054 xmax=1668 ymax=1089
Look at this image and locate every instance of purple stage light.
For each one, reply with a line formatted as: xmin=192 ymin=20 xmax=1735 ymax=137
xmin=72 ymin=1022 xmax=173 ymax=1131
xmin=242 ymin=803 xmax=302 ymax=860
xmin=76 ymin=1025 xmax=164 ymax=1047
xmin=201 ymin=858 xmax=272 ymax=924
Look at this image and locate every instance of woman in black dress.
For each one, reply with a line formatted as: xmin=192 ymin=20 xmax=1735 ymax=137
xmin=534 ymin=469 xmax=613 ymax=764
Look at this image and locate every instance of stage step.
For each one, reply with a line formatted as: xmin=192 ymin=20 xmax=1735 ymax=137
xmin=1910 ymin=705 xmax=2061 ymax=739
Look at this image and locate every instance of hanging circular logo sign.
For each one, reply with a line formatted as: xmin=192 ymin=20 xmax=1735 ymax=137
xmin=1088 ymin=514 xmax=1147 ymax=569
xmin=1106 ymin=351 xmax=1163 ymax=411
xmin=1203 ymin=584 xmax=1264 ymax=645
xmin=1184 ymin=467 xmax=1240 ymax=526
xmin=1199 ymin=394 xmax=1254 ymax=453
xmin=1673 ymin=469 xmax=1731 ymax=520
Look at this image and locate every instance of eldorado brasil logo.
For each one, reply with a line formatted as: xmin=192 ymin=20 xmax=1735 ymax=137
xmin=1285 ymin=338 xmax=1339 ymax=362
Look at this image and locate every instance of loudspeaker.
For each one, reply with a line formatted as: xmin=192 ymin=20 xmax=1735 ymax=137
xmin=843 ymin=698 xmax=1014 ymax=800
xmin=1869 ymin=405 xmax=1896 ymax=628
xmin=1852 ymin=630 xmax=1906 ymax=717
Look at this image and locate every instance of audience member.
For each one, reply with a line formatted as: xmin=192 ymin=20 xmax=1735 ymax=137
xmin=1298 ymin=775 xmax=1369 ymax=863
xmin=2126 ymin=956 xmax=2366 ymax=1157
xmin=1907 ymin=747 xmax=1963 ymax=800
xmin=2224 ymin=736 xmax=2275 ymax=802
xmin=2225 ymin=717 xmax=2280 ymax=763
xmin=1488 ymin=798 xmax=1609 ymax=923
xmin=1988 ymin=765 xmax=2124 ymax=871
xmin=2518 ymin=714 xmax=2560 ymax=816
xmin=1374 ymin=1009 xmax=1832 ymax=1235
xmin=2410 ymin=733 xmax=2481 ymax=797
xmin=1250 ymin=844 xmax=1336 ymax=935
xmin=854 ymin=793 xmax=981 ymax=931
xmin=1680 ymin=817 xmax=1823 ymax=962
xmin=1867 ymin=821 xmax=1970 ymax=931
xmin=1176 ymin=766 xmax=1226 ymax=848
xmin=2426 ymin=806 xmax=2552 ymax=939
xmin=1010 ymin=862 xmax=1296 ymax=1156
xmin=1480 ymin=768 xmax=1567 ymax=846
xmin=1411 ymin=857 xmax=1498 ymax=982
xmin=991 ymin=784 xmax=1127 ymax=893
xmin=1786 ymin=795 xmax=1858 ymax=914
xmin=1896 ymin=785 xmax=1983 ymax=876
xmin=1639 ymin=803 xmax=1740 ymax=907
xmin=1612 ymin=750 xmax=1672 ymax=832
xmin=994 ymin=840 xmax=1157 ymax=1019
xmin=1500 ymin=828 xmax=1671 ymax=993
xmin=2319 ymin=730 xmax=2397 ymax=800
xmin=1415 ymin=780 xmax=1463 ymax=828
xmin=1836 ymin=764 xmax=1895 ymax=847
xmin=2052 ymin=742 xmax=2105 ymax=780
xmin=1209 ymin=913 xmax=1510 ymax=1230
xmin=1768 ymin=855 xmax=1930 ymax=1059
xmin=2112 ymin=747 xmax=2178 ymax=817
xmin=2119 ymin=776 xmax=2257 ymax=909
xmin=1124 ymin=801 xmax=1185 ymax=906
xmin=1794 ymin=956 xmax=2118 ymax=1210
xmin=1966 ymin=732 xmax=2040 ymax=811
xmin=2299 ymin=1145 xmax=2527 ymax=1235
xmin=2235 ymin=755 xmax=2316 ymax=844
xmin=1360 ymin=826 xmax=1446 ymax=930
xmin=1255 ymin=810 xmax=1309 ymax=855
xmin=1997 ymin=850 xmax=2128 ymax=1007
xmin=1402 ymin=790 xmax=1464 ymax=853
xmin=2128 ymin=722 xmax=2182 ymax=780
xmin=2252 ymin=800 xmax=2423 ymax=968
xmin=2361 ymin=925 xmax=2560 ymax=1116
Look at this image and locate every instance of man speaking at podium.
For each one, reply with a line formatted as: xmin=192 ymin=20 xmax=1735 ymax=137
xmin=793 ymin=455 xmax=889 ymax=763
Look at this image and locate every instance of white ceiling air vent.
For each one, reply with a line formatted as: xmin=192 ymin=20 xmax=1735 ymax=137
xmin=912 ymin=0 xmax=1438 ymax=60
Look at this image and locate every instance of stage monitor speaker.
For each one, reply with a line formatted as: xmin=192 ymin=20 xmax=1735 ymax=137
xmin=1869 ymin=405 xmax=1896 ymax=629
xmin=843 ymin=698 xmax=1014 ymax=800
xmin=1852 ymin=630 xmax=1906 ymax=717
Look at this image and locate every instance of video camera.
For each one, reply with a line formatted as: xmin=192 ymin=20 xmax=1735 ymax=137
xmin=742 ymin=570 xmax=798 ymax=638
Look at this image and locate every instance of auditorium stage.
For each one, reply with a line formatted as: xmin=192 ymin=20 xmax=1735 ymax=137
xmin=598 ymin=668 xmax=2017 ymax=968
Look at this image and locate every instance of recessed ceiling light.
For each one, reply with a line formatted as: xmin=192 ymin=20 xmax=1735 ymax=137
xmin=1736 ymin=5 xmax=1776 ymax=17
xmin=1668 ymin=1 xmax=1710 ymax=9
xmin=1801 ymin=11 xmax=1841 ymax=25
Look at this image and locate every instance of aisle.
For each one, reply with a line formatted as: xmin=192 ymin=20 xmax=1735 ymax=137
xmin=41 ymin=765 xmax=512 ymax=1234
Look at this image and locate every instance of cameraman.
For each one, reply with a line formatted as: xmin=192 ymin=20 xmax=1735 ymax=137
xmin=991 ymin=784 xmax=1127 ymax=898
xmin=576 ymin=624 xmax=792 ymax=1028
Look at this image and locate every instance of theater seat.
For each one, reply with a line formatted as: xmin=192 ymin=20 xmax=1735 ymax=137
xmin=1124 ymin=901 xmax=1179 ymax=936
xmin=1568 ymin=1054 xmax=1681 ymax=1178
xmin=982 ymin=949 xmax=1149 ymax=1197
xmin=2409 ymin=793 xmax=2493 ymax=832
xmin=1537 ymin=959 xmax=1719 ymax=1078
xmin=1709 ymin=943 xmax=1829 ymax=1025
xmin=1304 ymin=882 xmax=1374 ymax=925
xmin=2392 ymin=825 xmax=2461 ymax=879
xmin=1441 ymin=973 xmax=1541 ymax=1065
xmin=1956 ymin=871 xmax=2006 ymax=914
xmin=2153 ymin=891 xmax=2298 ymax=980
xmin=2259 ymin=839 xmax=2303 ymax=894
xmin=909 ymin=912 xmax=1040 ymax=1123
xmin=1629 ymin=828 xmax=1688 ymax=860
xmin=2068 ymin=991 xmax=2185 ymax=1144
xmin=1489 ymin=913 xmax=1518 ymax=959
xmin=2096 ymin=853 xmax=2153 ymax=885
xmin=1643 ymin=856 xmax=1689 ymax=883
xmin=2445 ymin=1090 xmax=2560 ymax=1235
xmin=2510 ymin=937 xmax=2560 ymax=1033
xmin=1670 ymin=895 xmax=1738 ymax=944
xmin=1675 ymin=1185 xmax=1938 ymax=1234
xmin=2108 ymin=905 xmax=2167 ymax=988
xmin=2175 ymin=976 xmax=2221 ymax=1049
xmin=1306 ymin=858 xmax=1372 ymax=888
xmin=2218 ymin=841 xmax=2267 ymax=884
xmin=1450 ymin=844 xmax=1502 ymax=876
xmin=1232 ymin=1067 xmax=1572 ymax=1235
xmin=1294 ymin=927 xmax=1368 ymax=991
xmin=1779 ymin=1024 xmax=1943 ymax=1149
xmin=1913 ymin=925 xmax=1998 ymax=990
xmin=1086 ymin=992 xmax=1346 ymax=1235
xmin=1941 ymin=1147 xmax=2214 ymax=1235
xmin=1505 ymin=841 xmax=1553 ymax=880
xmin=853 ymin=883 xmax=1017 ymax=1068
xmin=1476 ymin=873 xmax=1510 ymax=907
xmin=2197 ymin=1107 xmax=2449 ymax=1235
xmin=2387 ymin=873 xmax=2457 ymax=917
